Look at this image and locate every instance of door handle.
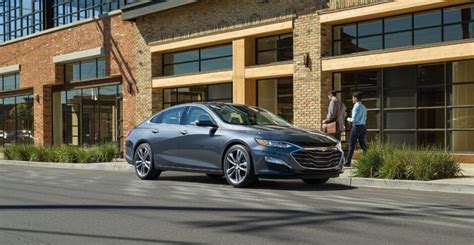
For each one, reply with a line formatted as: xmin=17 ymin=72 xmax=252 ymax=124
xmin=180 ymin=130 xmax=188 ymax=135
xmin=152 ymin=129 xmax=159 ymax=134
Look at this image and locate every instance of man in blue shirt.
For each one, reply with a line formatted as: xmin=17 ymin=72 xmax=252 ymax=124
xmin=345 ymin=92 xmax=368 ymax=167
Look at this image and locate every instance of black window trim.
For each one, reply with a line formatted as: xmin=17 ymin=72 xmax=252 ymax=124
xmin=332 ymin=3 xmax=474 ymax=56
xmin=255 ymin=32 xmax=294 ymax=65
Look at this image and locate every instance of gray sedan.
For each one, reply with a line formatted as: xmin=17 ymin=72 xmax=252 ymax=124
xmin=126 ymin=103 xmax=344 ymax=188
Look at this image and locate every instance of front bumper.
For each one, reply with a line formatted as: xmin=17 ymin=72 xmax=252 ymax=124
xmin=251 ymin=145 xmax=345 ymax=179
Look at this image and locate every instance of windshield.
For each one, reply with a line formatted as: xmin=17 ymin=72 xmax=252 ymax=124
xmin=209 ymin=104 xmax=291 ymax=127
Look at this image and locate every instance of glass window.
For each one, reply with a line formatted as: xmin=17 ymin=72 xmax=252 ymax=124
xmin=418 ymin=64 xmax=445 ymax=86
xmin=209 ymin=104 xmax=290 ymax=126
xmin=64 ymin=58 xmax=106 ymax=83
xmin=384 ymin=66 xmax=417 ymax=89
xmin=418 ymin=87 xmax=445 ymax=107
xmin=163 ymin=44 xmax=232 ymax=76
xmin=357 ymin=35 xmax=383 ymax=52
xmin=384 ymin=90 xmax=416 ymax=108
xmin=53 ymin=85 xmax=122 ymax=147
xmin=417 ymin=131 xmax=444 ymax=148
xmin=162 ymin=83 xmax=233 ymax=107
xmin=185 ymin=107 xmax=214 ymax=126
xmin=384 ymin=132 xmax=416 ymax=145
xmin=256 ymin=33 xmax=293 ymax=65
xmin=257 ymin=77 xmax=293 ymax=123
xmin=164 ymin=50 xmax=199 ymax=65
xmin=384 ymin=110 xmax=415 ymax=129
xmin=0 ymin=94 xmax=33 ymax=146
xmin=201 ymin=45 xmax=232 ymax=59
xmin=448 ymin=108 xmax=474 ymax=129
xmin=153 ymin=107 xmax=185 ymax=125
xmin=418 ymin=108 xmax=445 ymax=129
xmin=332 ymin=4 xmax=474 ymax=56
xmin=414 ymin=10 xmax=441 ymax=29
xmin=384 ymin=31 xmax=412 ymax=49
xmin=449 ymin=131 xmax=474 ymax=152
xmin=358 ymin=20 xmax=382 ymax=36
xmin=208 ymin=83 xmax=232 ymax=101
xmin=2 ymin=73 xmax=19 ymax=91
xmin=385 ymin=15 xmax=412 ymax=32
xmin=333 ymin=59 xmax=474 ymax=152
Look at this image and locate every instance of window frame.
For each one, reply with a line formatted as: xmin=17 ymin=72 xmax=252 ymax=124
xmin=332 ymin=58 xmax=474 ymax=152
xmin=255 ymin=33 xmax=294 ymax=65
xmin=64 ymin=57 xmax=107 ymax=83
xmin=162 ymin=44 xmax=233 ymax=76
xmin=332 ymin=3 xmax=474 ymax=56
xmin=162 ymin=82 xmax=233 ymax=109
xmin=0 ymin=72 xmax=20 ymax=91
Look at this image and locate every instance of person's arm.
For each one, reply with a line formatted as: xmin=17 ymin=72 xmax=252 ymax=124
xmin=323 ymin=100 xmax=337 ymax=124
xmin=347 ymin=103 xmax=359 ymax=123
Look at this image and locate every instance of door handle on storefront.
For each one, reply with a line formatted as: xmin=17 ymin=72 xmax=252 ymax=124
xmin=152 ymin=129 xmax=159 ymax=134
xmin=180 ymin=130 xmax=188 ymax=135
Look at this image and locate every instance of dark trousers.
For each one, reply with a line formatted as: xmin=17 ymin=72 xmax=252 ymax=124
xmin=346 ymin=125 xmax=368 ymax=165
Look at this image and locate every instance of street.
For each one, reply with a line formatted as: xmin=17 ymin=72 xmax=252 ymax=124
xmin=0 ymin=165 xmax=473 ymax=245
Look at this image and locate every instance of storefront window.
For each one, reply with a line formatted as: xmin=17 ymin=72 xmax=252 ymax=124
xmin=333 ymin=59 xmax=474 ymax=152
xmin=0 ymin=94 xmax=34 ymax=147
xmin=257 ymin=77 xmax=293 ymax=123
xmin=52 ymin=84 xmax=122 ymax=146
xmin=0 ymin=73 xmax=20 ymax=91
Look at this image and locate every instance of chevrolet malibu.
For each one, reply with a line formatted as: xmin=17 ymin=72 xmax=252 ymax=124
xmin=126 ymin=103 xmax=345 ymax=188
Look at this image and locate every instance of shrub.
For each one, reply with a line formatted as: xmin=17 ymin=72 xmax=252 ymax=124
xmin=354 ymin=142 xmax=461 ymax=181
xmin=3 ymin=143 xmax=119 ymax=163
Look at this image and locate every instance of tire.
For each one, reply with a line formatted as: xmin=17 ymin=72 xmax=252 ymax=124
xmin=134 ymin=143 xmax=161 ymax=180
xmin=223 ymin=145 xmax=258 ymax=188
xmin=206 ymin=174 xmax=224 ymax=178
xmin=302 ymin=178 xmax=329 ymax=185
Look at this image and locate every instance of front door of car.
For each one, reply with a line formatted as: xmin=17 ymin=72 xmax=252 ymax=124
xmin=148 ymin=107 xmax=185 ymax=167
xmin=176 ymin=106 xmax=223 ymax=171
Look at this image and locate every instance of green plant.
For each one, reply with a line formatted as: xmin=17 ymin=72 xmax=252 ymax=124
xmin=3 ymin=143 xmax=119 ymax=163
xmin=354 ymin=142 xmax=461 ymax=181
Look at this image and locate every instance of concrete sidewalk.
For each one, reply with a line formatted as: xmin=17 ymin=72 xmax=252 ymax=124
xmin=0 ymin=159 xmax=472 ymax=194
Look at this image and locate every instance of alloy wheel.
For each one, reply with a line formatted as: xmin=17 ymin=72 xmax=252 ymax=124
xmin=225 ymin=148 xmax=249 ymax=184
xmin=135 ymin=145 xmax=152 ymax=177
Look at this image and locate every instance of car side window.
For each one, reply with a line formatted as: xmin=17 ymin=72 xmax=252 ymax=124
xmin=185 ymin=107 xmax=215 ymax=126
xmin=150 ymin=107 xmax=185 ymax=125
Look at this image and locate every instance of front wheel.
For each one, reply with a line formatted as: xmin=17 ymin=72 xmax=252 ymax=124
xmin=223 ymin=145 xmax=258 ymax=188
xmin=302 ymin=178 xmax=329 ymax=185
xmin=134 ymin=143 xmax=161 ymax=180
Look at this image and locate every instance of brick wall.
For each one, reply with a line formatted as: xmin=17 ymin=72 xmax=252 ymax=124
xmin=0 ymin=14 xmax=138 ymax=145
xmin=134 ymin=0 xmax=328 ymax=125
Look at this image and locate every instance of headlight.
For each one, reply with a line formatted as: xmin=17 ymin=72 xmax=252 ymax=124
xmin=255 ymin=138 xmax=294 ymax=149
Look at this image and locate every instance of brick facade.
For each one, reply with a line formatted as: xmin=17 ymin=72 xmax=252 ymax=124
xmin=0 ymin=14 xmax=138 ymax=146
xmin=135 ymin=0 xmax=329 ymax=128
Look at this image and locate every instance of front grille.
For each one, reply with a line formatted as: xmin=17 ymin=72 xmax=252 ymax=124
xmin=291 ymin=147 xmax=342 ymax=169
xmin=292 ymin=142 xmax=337 ymax=148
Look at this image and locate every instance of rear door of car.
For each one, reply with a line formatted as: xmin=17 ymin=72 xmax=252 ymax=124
xmin=148 ymin=106 xmax=186 ymax=167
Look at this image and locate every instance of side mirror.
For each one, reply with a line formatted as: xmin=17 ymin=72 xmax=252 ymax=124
xmin=196 ymin=119 xmax=218 ymax=128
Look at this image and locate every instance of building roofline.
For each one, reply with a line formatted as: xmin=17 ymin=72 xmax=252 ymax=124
xmin=121 ymin=0 xmax=198 ymax=21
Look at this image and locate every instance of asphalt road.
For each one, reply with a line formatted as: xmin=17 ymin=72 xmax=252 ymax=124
xmin=0 ymin=165 xmax=473 ymax=245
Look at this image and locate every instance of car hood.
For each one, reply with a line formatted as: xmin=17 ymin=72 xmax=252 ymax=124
xmin=237 ymin=125 xmax=337 ymax=145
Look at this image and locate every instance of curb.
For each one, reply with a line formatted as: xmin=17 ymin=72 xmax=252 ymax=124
xmin=0 ymin=159 xmax=133 ymax=172
xmin=1 ymin=160 xmax=472 ymax=194
xmin=328 ymin=177 xmax=474 ymax=194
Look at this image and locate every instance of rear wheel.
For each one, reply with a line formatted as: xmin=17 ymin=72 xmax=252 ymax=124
xmin=223 ymin=145 xmax=258 ymax=188
xmin=134 ymin=143 xmax=161 ymax=180
xmin=302 ymin=178 xmax=329 ymax=185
